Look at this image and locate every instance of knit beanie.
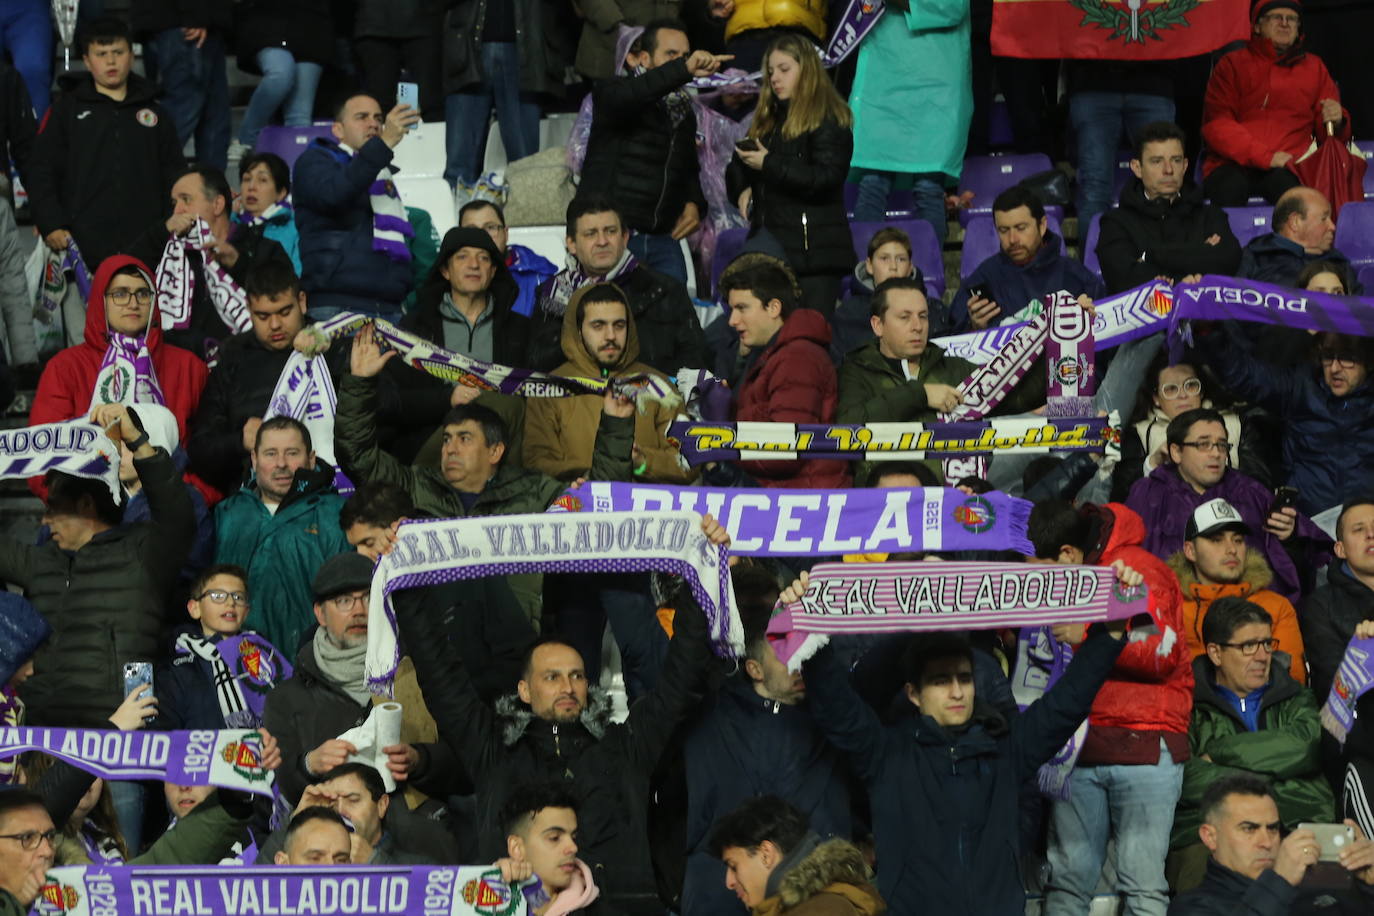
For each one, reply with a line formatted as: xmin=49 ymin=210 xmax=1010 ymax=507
xmin=1252 ymin=0 xmax=1301 ymax=21
xmin=0 ymin=593 xmax=51 ymax=686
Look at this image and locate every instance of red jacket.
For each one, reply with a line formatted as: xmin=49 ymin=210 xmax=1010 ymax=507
xmin=734 ymin=308 xmax=850 ymax=489
xmin=1202 ymin=37 xmax=1349 ymax=178
xmin=1077 ymin=503 xmax=1194 ymax=737
xmin=29 ymin=254 xmax=209 ymax=495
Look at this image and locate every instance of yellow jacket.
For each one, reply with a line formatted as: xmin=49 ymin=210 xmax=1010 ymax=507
xmin=727 ymin=0 xmax=827 ymax=41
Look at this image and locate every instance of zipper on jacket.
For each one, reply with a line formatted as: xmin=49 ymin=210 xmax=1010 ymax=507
xmin=552 ymin=723 xmax=562 ymax=758
xmin=949 ymin=744 xmax=958 ymax=775
xmin=652 ymin=130 xmax=676 ymax=230
xmin=802 ymin=212 xmax=810 ymax=250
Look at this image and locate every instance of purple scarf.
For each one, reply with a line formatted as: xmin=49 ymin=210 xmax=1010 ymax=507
xmin=1321 ymin=636 xmax=1374 ymax=744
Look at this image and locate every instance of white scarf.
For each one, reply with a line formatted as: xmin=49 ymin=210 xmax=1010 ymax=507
xmin=89 ymin=269 xmax=167 ymax=414
xmin=263 ymin=350 xmax=338 ymax=466
xmin=156 ymin=218 xmax=252 ymax=334
xmin=174 ymin=632 xmax=256 ymax=728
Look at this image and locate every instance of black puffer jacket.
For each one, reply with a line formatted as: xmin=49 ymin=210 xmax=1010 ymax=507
xmin=394 ymin=580 xmax=712 ymax=908
xmin=233 ymin=0 xmax=334 ymax=71
xmin=2 ymin=448 xmax=194 ymax=727
xmin=1096 ymin=179 xmax=1241 ymax=293
xmin=1300 ymin=561 xmax=1374 ymax=760
xmin=579 ymin=58 xmax=707 ymax=235
xmin=131 ymin=0 xmax=232 ymax=31
xmin=442 ymin=0 xmax=568 ymax=96
xmin=354 ymin=0 xmax=443 ymax=39
xmin=726 ymin=111 xmax=855 ymax=278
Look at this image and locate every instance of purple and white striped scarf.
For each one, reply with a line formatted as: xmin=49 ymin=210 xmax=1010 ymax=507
xmin=542 ymin=249 xmax=640 ymax=317
xmin=1012 ymin=626 xmax=1086 ymax=799
xmin=156 ymin=218 xmax=252 ymax=334
xmin=367 ymin=170 xmax=414 ymax=263
xmin=1321 ymin=636 xmax=1374 ymax=744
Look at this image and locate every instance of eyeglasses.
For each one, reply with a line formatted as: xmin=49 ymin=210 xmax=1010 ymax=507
xmin=1158 ymin=378 xmax=1202 ymax=399
xmin=1216 ymin=637 xmax=1280 ymax=656
xmin=1179 ymin=440 xmax=1231 ymax=454
xmin=1319 ymin=351 xmax=1361 ymax=368
xmin=1262 ymin=13 xmax=1300 ymax=25
xmin=0 ymin=829 xmax=58 ymax=850
xmin=106 ymin=288 xmax=153 ymax=305
xmin=328 ymin=592 xmax=370 ymax=612
xmin=197 ymin=589 xmax=250 ymax=607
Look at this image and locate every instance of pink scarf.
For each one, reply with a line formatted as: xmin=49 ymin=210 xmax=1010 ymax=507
xmin=543 ymin=859 xmax=601 ymax=916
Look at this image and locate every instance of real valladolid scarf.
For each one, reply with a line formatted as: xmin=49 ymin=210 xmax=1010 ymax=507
xmin=156 ymin=217 xmax=252 ymax=335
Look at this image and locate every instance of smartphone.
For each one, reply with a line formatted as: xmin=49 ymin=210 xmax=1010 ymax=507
xmin=967 ymin=284 xmax=988 ymax=302
xmin=1298 ymin=823 xmax=1356 ymax=862
xmin=396 ymin=81 xmax=421 ymax=136
xmin=735 ymin=138 xmax=759 ymax=152
xmin=122 ymin=661 xmax=156 ymax=725
xmin=1270 ymin=486 xmax=1300 ymax=515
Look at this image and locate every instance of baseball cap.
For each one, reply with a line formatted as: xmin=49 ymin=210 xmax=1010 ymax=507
xmin=1186 ymin=498 xmax=1252 ymax=540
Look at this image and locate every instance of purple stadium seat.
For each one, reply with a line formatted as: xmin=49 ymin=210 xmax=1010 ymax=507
xmin=710 ymin=227 xmax=749 ymax=299
xmin=843 ymin=182 xmax=859 ymax=216
xmin=988 ymin=99 xmax=1014 ymax=149
xmin=957 ymin=153 xmax=1054 ymax=227
xmin=848 ymin=219 xmax=945 ymax=300
xmin=1082 ymin=212 xmax=1103 ymax=279
xmin=1357 ymin=143 xmax=1374 ymax=200
xmin=1224 ymin=206 xmax=1273 ymax=248
xmin=1335 ymin=201 xmax=1374 ymax=268
xmin=1112 ymin=155 xmax=1133 ymax=202
xmin=1358 ymin=264 xmax=1374 ymax=294
xmin=258 ymin=124 xmax=336 ymax=175
xmin=959 ymin=213 xmax=1064 ymax=280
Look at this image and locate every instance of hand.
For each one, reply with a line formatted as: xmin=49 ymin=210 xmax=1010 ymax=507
xmin=1050 ymin=623 xmax=1087 ymax=645
xmin=349 ymin=323 xmax=396 ymax=378
xmin=210 ymin=239 xmax=240 ymax=269
xmin=1355 ymin=620 xmax=1374 ymax=640
xmin=671 ymin=201 xmax=701 ymax=241
xmin=350 ymin=830 xmax=375 ymax=864
xmin=1270 ymin=151 xmax=1294 ymax=169
xmin=738 ymin=140 xmax=768 ymax=171
xmin=89 ymin=403 xmax=144 ymax=448
xmin=1204 ymin=234 xmax=1221 ymax=246
xmin=736 ymin=187 xmax=752 ymax=219
xmin=17 ymin=863 xmax=46 ymax=908
xmin=708 ymin=0 xmax=736 ymax=17
xmin=381 ymin=743 xmax=420 ymax=782
xmin=1180 ymin=274 xmax=1203 ymax=284
xmin=602 ymin=388 xmax=634 ymax=419
xmin=1110 ymin=559 xmax=1143 ymax=589
xmin=1320 ymin=98 xmax=1344 ymax=126
xmin=1201 ymin=753 xmax=1213 ymax=762
xmin=108 ymin=683 xmax=157 ymax=730
xmin=381 ymin=104 xmax=422 ymax=147
xmin=256 ymin=727 xmax=282 ymax=771
xmin=44 ymin=229 xmax=72 ymax=251
xmin=1274 ymin=827 xmax=1319 ymax=887
xmin=294 ymin=783 xmax=339 ymax=815
xmin=450 ymin=384 xmax=481 ymax=406
xmin=968 ymin=294 xmax=1001 ymax=331
xmin=778 ymin=570 xmax=810 ymax=606
xmin=924 ymin=383 xmax=962 ymax=414
xmin=241 ymin=417 xmax=262 ymax=452
xmin=684 ymin=50 xmax=732 ymax=78
xmin=1265 ymin=507 xmax=1297 ymax=542
xmin=182 ymin=27 xmax=207 ymax=47
xmin=494 ymin=857 xmax=533 ymax=884
xmin=165 ymin=212 xmax=196 ymax=237
xmin=293 ymin=326 xmax=328 ymax=356
xmin=700 ymin=513 xmax=736 ymax=566
xmin=1147 ymin=442 xmax=1169 ymax=471
xmin=1076 ymin=294 xmax=1096 ymax=319
xmin=1339 ymin=819 xmax=1374 ymax=884
xmin=305 ymin=738 xmax=358 ymax=777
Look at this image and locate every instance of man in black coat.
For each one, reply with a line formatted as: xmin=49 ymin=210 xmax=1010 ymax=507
xmin=1096 ymin=121 xmax=1241 ymax=294
xmin=578 ymin=19 xmax=727 ymax=285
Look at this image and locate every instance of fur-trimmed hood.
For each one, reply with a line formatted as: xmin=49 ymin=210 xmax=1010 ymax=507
xmin=755 ymin=839 xmax=885 ymax=916
xmin=1167 ymin=547 xmax=1273 ymax=596
xmin=492 ymin=687 xmax=615 ymax=747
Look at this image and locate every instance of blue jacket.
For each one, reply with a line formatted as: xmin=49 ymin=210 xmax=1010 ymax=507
xmin=508 ymin=244 xmax=558 ymax=318
xmin=949 ymin=231 xmax=1105 ymax=334
xmin=1237 ymin=233 xmax=1354 ymax=289
xmin=293 ymin=137 xmax=414 ymax=311
xmin=804 ymin=627 xmax=1125 ymax=916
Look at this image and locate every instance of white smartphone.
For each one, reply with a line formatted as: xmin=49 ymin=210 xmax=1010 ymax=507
xmin=396 ymin=81 xmax=420 ymax=136
xmin=1297 ymin=823 xmax=1356 ymax=862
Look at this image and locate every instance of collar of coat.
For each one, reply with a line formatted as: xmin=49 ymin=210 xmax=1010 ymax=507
xmin=493 ymin=688 xmax=614 ymax=747
xmin=1168 ymin=548 xmax=1274 ymax=598
xmin=751 ymin=838 xmax=882 ymax=916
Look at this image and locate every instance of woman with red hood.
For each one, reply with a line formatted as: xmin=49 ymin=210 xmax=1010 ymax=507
xmin=29 ymin=255 xmax=209 ymax=495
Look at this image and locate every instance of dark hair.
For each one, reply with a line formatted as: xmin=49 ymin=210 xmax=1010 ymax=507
xmin=173 ymin=165 xmax=231 ymax=210
xmin=566 ymin=196 xmax=623 ymax=239
xmin=331 ymin=92 xmax=377 ymax=123
xmin=1132 ymin=121 xmax=1188 ymax=160
xmin=317 ymin=761 xmax=387 ymax=801
xmin=500 ymin=783 xmax=580 ymax=838
xmin=460 ymin=199 xmax=506 ymax=226
xmin=956 ymin=476 xmax=995 ymax=494
xmin=1166 ymin=407 xmax=1226 ymax=449
xmin=992 ymin=185 xmax=1046 ymax=222
xmin=244 ymin=258 xmax=302 ymax=301
xmin=901 ymin=632 xmax=974 ymax=687
xmin=77 ymin=16 xmax=132 ymax=55
xmin=1313 ymin=331 xmax=1372 ymax=371
xmin=1336 ymin=498 xmax=1374 ymax=541
xmin=190 ymin=563 xmax=249 ymax=600
xmin=719 ymin=255 xmax=799 ymax=318
xmin=867 ymin=460 xmax=940 ymax=488
xmin=1296 ymin=259 xmax=1353 ymax=293
xmin=1027 ymin=499 xmax=1088 ymax=559
xmin=575 ymin=283 xmax=629 ymax=329
xmin=733 ymin=565 xmax=782 ymax=660
xmin=239 ymin=151 xmax=291 ymax=195
xmin=45 ymin=471 xmax=122 ymax=528
xmin=1022 ymin=455 xmax=1064 ymax=494
xmin=1272 ymin=187 xmax=1310 ymax=233
xmin=1127 ymin=352 xmax=1229 ymax=425
xmin=1200 ymin=597 xmax=1273 ymax=647
xmin=520 ymin=636 xmax=584 ymax=681
xmin=0 ymin=789 xmax=48 ymax=825
xmin=284 ymin=806 xmax=351 ymax=843
xmin=870 ymin=277 xmax=926 ymax=320
xmin=637 ymin=17 xmax=690 ymax=55
xmin=440 ymin=403 xmax=507 ymax=450
xmin=254 ymin=415 xmax=312 ymax=453
xmin=707 ymin=796 xmax=809 ymax=858
xmin=1200 ymin=774 xmax=1274 ymax=825
xmin=339 ymin=481 xmax=416 ymax=531
xmin=867 ymin=227 xmax=911 ymax=259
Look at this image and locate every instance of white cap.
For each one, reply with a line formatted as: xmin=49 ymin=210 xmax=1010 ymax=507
xmin=1186 ymin=498 xmax=1251 ymax=540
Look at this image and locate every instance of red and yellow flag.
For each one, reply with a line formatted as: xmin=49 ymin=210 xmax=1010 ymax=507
xmin=992 ymin=0 xmax=1250 ymax=60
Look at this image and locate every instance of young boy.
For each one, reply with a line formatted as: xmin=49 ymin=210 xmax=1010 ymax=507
xmin=830 ymin=227 xmax=936 ymax=361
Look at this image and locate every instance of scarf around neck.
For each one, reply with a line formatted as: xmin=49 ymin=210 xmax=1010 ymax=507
xmin=156 ymin=217 xmax=252 ymax=335
xmin=338 ymin=141 xmax=413 ymax=263
xmin=542 ymin=858 xmax=601 ymax=916
xmin=543 ymin=249 xmax=639 ymax=317
xmin=312 ymin=627 xmax=371 ymax=705
xmin=89 ymin=268 xmax=167 ymax=413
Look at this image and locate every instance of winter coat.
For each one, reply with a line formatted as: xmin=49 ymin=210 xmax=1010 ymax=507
xmin=508 ymin=245 xmax=558 ymax=318
xmin=949 ymin=231 xmax=1105 ymax=334
xmin=1168 ymin=859 xmax=1297 ymax=916
xmin=0 ymin=61 xmax=36 ymax=183
xmin=735 ymin=309 xmax=849 ymax=489
xmin=1202 ymin=37 xmax=1349 ymax=179
xmin=1167 ymin=550 xmax=1306 ymax=684
xmin=406 ymin=230 xmax=531 ymax=368
xmin=353 ymin=0 xmax=444 ymax=39
xmin=804 ymin=626 xmax=1125 ymax=916
xmin=444 ymin=0 xmax=568 ymax=96
xmin=154 ymin=625 xmax=284 ymax=731
xmin=131 ymin=0 xmax=232 ymax=31
xmin=523 ymin=285 xmax=694 ymax=483
xmin=1 ymin=448 xmax=194 ymax=727
xmin=749 ymin=838 xmax=884 ymax=916
xmin=575 ymin=0 xmax=681 ymax=80
xmin=1126 ymin=465 xmax=1331 ymax=605
xmin=30 ymin=255 xmax=209 ymax=450
xmin=231 ymin=207 xmax=302 ymax=274
xmin=1199 ymin=323 xmax=1374 ymax=515
xmin=829 ymin=262 xmax=936 ymax=364
xmin=1111 ymin=403 xmax=1279 ymax=502
xmin=1096 ymin=180 xmax=1241 ymax=293
xmin=848 ymin=0 xmax=971 ymax=181
xmin=27 ymin=73 xmax=184 ymax=269
xmin=122 ymin=459 xmax=217 ymax=592
xmin=1300 ymin=561 xmax=1374 ymax=761
xmin=580 ymin=58 xmax=707 ymax=236
xmin=1171 ymin=655 xmax=1333 ymax=851
xmin=726 ymin=112 xmax=855 ymax=279
xmin=261 ymin=636 xmax=459 ymax=806
xmin=393 ymin=579 xmax=713 ymax=905
xmin=232 ymin=0 xmax=334 ymax=70
xmin=530 ymin=264 xmax=707 ymax=375
xmin=212 ymin=460 xmax=351 ymax=655
xmin=1237 ymin=232 xmax=1354 ymax=288
xmin=293 ymin=137 xmax=416 ymax=313
xmin=726 ymin=0 xmax=825 ymax=41
xmin=682 ymin=681 xmax=853 ymax=916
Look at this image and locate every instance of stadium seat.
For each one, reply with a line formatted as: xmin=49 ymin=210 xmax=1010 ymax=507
xmin=1335 ymin=200 xmax=1374 ymax=268
xmin=959 ymin=213 xmax=1063 ymax=281
xmin=1111 ymin=154 xmax=1133 ymax=203
xmin=390 ymin=123 xmax=448 ymax=179
xmin=1224 ymin=205 xmax=1272 ymax=248
xmin=259 ymin=124 xmax=335 ymax=174
xmin=1082 ymin=212 xmax=1103 ymax=278
xmin=1356 ymin=142 xmax=1374 ymax=200
xmin=848 ymin=219 xmax=946 ymax=301
xmin=506 ymin=225 xmax=569 ymax=268
xmin=1357 ymin=264 xmax=1374 ymax=294
xmin=395 ymin=176 xmax=457 ymax=237
xmin=710 ymin=227 xmax=749 ymax=298
xmin=957 ymin=153 xmax=1054 ymax=227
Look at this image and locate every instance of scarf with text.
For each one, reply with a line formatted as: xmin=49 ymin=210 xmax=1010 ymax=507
xmin=0 ymin=421 xmax=120 ymax=502
xmin=156 ymin=218 xmax=252 ymax=334
xmin=263 ymin=350 xmax=338 ymax=466
xmin=173 ymin=633 xmax=293 ymax=729
xmin=1320 ymin=636 xmax=1374 ymax=744
xmin=1011 ymin=626 xmax=1086 ymax=799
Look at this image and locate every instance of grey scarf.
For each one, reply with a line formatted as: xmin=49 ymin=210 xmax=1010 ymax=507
xmin=312 ymin=628 xmax=371 ymax=705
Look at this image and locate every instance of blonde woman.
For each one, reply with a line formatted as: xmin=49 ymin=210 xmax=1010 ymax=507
xmin=727 ymin=34 xmax=854 ymax=315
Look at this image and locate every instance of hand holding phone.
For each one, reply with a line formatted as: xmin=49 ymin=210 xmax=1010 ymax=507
xmin=735 ymin=138 xmax=759 ymax=152
xmin=396 ymin=81 xmax=421 ymax=138
xmin=1270 ymin=486 xmax=1300 ymax=515
xmin=122 ymin=662 xmax=156 ymax=726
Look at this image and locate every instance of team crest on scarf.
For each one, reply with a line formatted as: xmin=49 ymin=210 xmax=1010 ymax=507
xmin=37 ymin=881 xmax=80 ymax=912
xmin=463 ymin=871 xmax=520 ymax=916
xmin=1054 ymin=355 xmax=1090 ymax=386
xmin=235 ymin=638 xmax=278 ymax=690
xmin=551 ymin=493 xmax=584 ymax=512
xmin=953 ymin=496 xmax=997 ymax=535
xmin=1147 ymin=286 xmax=1174 ymax=317
xmin=221 ymin=732 xmax=269 ymax=783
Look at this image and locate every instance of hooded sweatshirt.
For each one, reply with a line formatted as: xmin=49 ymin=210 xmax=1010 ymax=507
xmin=522 ymin=284 xmax=694 ymax=484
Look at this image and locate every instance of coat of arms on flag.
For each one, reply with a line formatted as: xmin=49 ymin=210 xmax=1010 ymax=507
xmin=992 ymin=0 xmax=1249 ymax=60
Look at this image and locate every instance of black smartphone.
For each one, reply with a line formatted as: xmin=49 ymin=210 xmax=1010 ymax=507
xmin=1270 ymin=486 xmax=1299 ymax=514
xmin=967 ymin=284 xmax=988 ymax=301
xmin=735 ymin=138 xmax=759 ymax=152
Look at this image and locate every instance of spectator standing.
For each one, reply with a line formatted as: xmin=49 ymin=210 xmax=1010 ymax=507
xmin=576 ymin=0 xmax=683 ymax=80
xmin=459 ymin=200 xmax=557 ymax=318
xmin=353 ymin=0 xmax=443 ymax=118
xmin=0 ymin=60 xmax=39 ymax=375
xmin=0 ymin=0 xmax=51 ymax=118
xmin=726 ymin=33 xmax=854 ymax=315
xmin=230 ymin=0 xmax=332 ymax=156
xmin=131 ymin=0 xmax=232 ymax=170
